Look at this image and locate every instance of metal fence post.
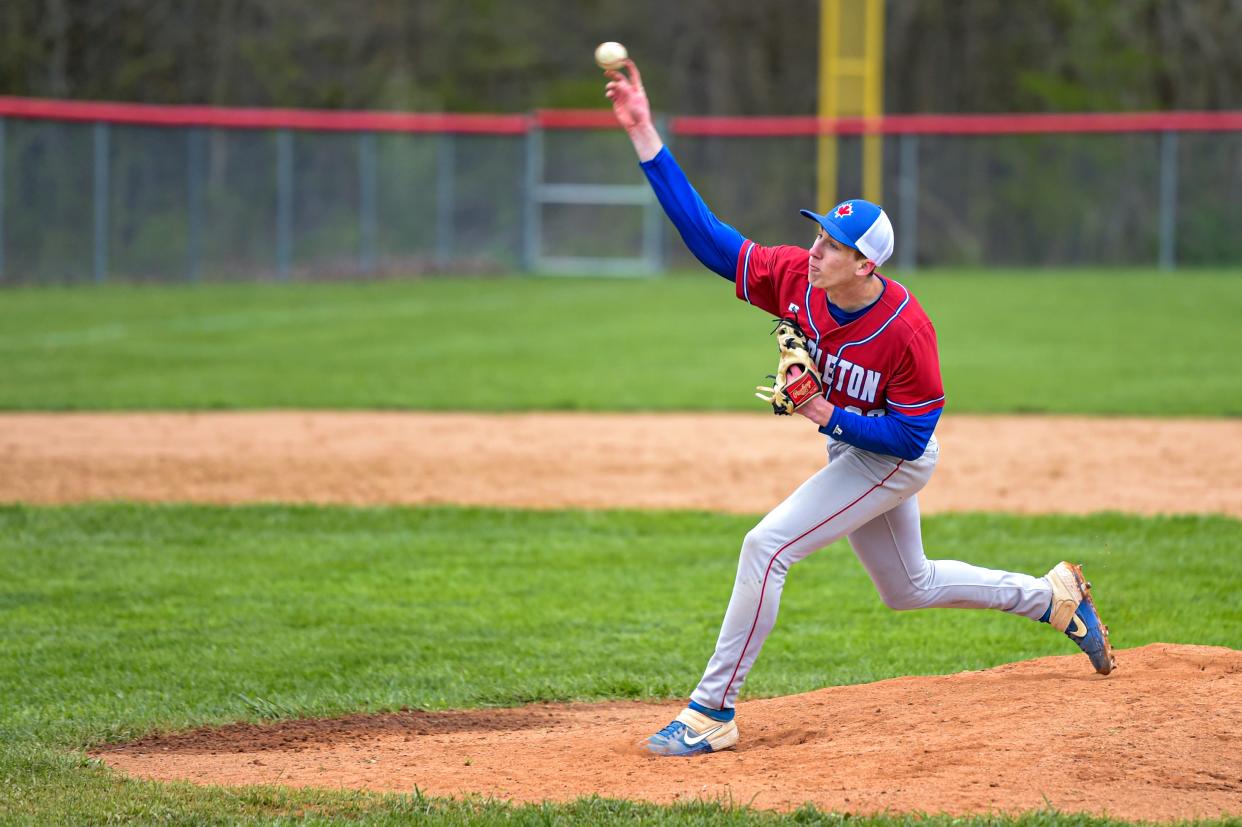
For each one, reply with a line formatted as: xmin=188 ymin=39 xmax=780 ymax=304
xmin=93 ymin=122 xmax=109 ymax=284
xmin=358 ymin=131 xmax=377 ymax=274
xmin=0 ymin=117 xmax=6 ymax=283
xmin=1158 ymin=131 xmax=1179 ymax=271
xmin=898 ymin=133 xmax=918 ymax=272
xmin=186 ymin=127 xmax=204 ymax=282
xmin=523 ymin=122 xmax=542 ymax=272
xmin=276 ymin=129 xmax=293 ymax=281
xmin=436 ymin=133 xmax=455 ymax=270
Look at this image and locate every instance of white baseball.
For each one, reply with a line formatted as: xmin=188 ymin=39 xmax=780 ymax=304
xmin=594 ymin=41 xmax=628 ymax=71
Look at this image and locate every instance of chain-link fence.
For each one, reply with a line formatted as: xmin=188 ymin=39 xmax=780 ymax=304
xmin=0 ymin=100 xmax=1238 ymax=285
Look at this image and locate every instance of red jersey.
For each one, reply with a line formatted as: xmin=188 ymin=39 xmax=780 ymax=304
xmin=734 ymin=241 xmax=945 ymax=418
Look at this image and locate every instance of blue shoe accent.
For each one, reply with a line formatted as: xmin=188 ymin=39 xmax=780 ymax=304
xmin=688 ymin=700 xmax=735 ymax=722
xmin=1057 ymin=563 xmax=1115 ymax=675
xmin=1066 ymin=585 xmax=1113 ymax=674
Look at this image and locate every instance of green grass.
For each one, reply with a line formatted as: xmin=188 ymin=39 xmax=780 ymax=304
xmin=1 ymin=269 xmax=1239 ymax=415
xmin=2 ymin=504 xmax=1239 ymax=823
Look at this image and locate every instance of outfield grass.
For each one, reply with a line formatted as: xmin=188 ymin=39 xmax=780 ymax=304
xmin=2 ymin=504 xmax=1239 ymax=823
xmin=1 ymin=269 xmax=1239 ymax=415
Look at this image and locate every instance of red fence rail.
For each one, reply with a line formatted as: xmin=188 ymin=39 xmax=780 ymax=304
xmin=0 ymin=96 xmax=531 ymax=134
xmin=672 ymin=111 xmax=1242 ymax=136
xmin=2 ymin=95 xmax=1240 ymax=135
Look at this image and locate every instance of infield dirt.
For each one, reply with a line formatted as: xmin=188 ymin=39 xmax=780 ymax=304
xmin=4 ymin=411 xmax=1241 ymax=515
xmin=10 ymin=411 xmax=1238 ymax=819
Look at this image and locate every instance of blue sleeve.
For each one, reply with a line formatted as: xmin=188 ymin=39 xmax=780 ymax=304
xmin=818 ymin=407 xmax=942 ymax=461
xmin=640 ymin=146 xmax=746 ymax=281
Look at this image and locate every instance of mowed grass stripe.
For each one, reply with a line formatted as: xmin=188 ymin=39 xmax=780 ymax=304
xmin=3 ymin=504 xmax=1238 ymax=745
xmin=1 ymin=270 xmax=1239 ymax=414
xmin=2 ymin=504 xmax=1239 ymax=824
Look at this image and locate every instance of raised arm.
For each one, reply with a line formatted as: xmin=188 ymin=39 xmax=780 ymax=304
xmin=605 ymin=60 xmax=745 ymax=281
xmin=604 ymin=60 xmax=664 ymax=161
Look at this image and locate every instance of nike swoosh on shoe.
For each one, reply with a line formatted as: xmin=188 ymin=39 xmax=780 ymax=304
xmin=682 ymin=725 xmax=721 ymax=746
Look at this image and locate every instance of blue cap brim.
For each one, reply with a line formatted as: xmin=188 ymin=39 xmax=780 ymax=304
xmin=800 ymin=209 xmax=858 ymax=252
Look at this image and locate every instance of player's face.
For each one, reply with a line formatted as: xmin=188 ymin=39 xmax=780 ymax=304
xmin=808 ymin=228 xmax=873 ymax=289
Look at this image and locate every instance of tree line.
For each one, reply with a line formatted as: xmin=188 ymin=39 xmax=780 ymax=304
xmin=2 ymin=0 xmax=1239 ymax=115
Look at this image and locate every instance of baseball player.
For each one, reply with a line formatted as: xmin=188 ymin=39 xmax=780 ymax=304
xmin=603 ymin=60 xmax=1116 ymax=758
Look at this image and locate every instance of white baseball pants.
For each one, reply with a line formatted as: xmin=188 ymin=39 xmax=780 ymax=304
xmin=690 ymin=436 xmax=1053 ymax=711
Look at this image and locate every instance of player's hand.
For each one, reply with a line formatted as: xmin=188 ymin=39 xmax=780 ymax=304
xmin=604 ymin=60 xmax=651 ymax=131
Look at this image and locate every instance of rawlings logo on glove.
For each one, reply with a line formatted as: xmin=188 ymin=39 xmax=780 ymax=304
xmin=755 ymin=317 xmax=825 ymax=415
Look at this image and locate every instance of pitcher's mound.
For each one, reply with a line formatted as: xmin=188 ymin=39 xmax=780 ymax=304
xmin=96 ymin=644 xmax=1241 ymax=821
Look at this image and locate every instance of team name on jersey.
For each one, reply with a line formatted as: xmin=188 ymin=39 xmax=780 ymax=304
xmin=808 ymin=342 xmax=882 ymax=404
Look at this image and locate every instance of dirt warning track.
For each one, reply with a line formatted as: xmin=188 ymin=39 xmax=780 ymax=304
xmin=96 ymin=644 xmax=1241 ymax=821
xmin=4 ymin=411 xmax=1241 ymax=516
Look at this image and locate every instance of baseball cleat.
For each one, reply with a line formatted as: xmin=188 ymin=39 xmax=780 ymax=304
xmin=1045 ymin=561 xmax=1115 ymax=675
xmin=644 ymin=707 xmax=739 ymax=756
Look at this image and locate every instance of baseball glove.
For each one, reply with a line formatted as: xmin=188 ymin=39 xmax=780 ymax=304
xmin=755 ymin=317 xmax=825 ymax=415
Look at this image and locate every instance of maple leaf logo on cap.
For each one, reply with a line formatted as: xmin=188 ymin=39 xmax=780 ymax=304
xmin=835 ymin=203 xmax=853 ymax=218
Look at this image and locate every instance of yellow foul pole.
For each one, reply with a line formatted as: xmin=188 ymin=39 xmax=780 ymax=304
xmin=862 ymin=0 xmax=885 ymax=204
xmin=816 ymin=0 xmax=840 ymax=215
xmin=818 ymin=0 xmax=885 ymax=212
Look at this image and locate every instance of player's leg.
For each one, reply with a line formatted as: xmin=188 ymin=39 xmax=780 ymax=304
xmin=846 ymin=498 xmax=1115 ymax=673
xmin=845 ymin=495 xmax=1050 ymax=617
xmin=646 ymin=446 xmax=934 ymax=755
xmin=690 ymin=445 xmax=932 ymax=709
xmin=647 ymin=447 xmax=930 ymax=756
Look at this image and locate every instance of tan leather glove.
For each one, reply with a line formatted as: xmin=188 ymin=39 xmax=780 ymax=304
xmin=755 ymin=318 xmax=825 ymax=415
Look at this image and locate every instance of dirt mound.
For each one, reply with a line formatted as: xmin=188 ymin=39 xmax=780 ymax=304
xmin=96 ymin=644 xmax=1242 ymax=821
xmin=5 ymin=412 xmax=1242 ymax=516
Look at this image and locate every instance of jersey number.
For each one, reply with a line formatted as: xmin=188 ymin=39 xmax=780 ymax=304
xmin=845 ymin=406 xmax=885 ymax=418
